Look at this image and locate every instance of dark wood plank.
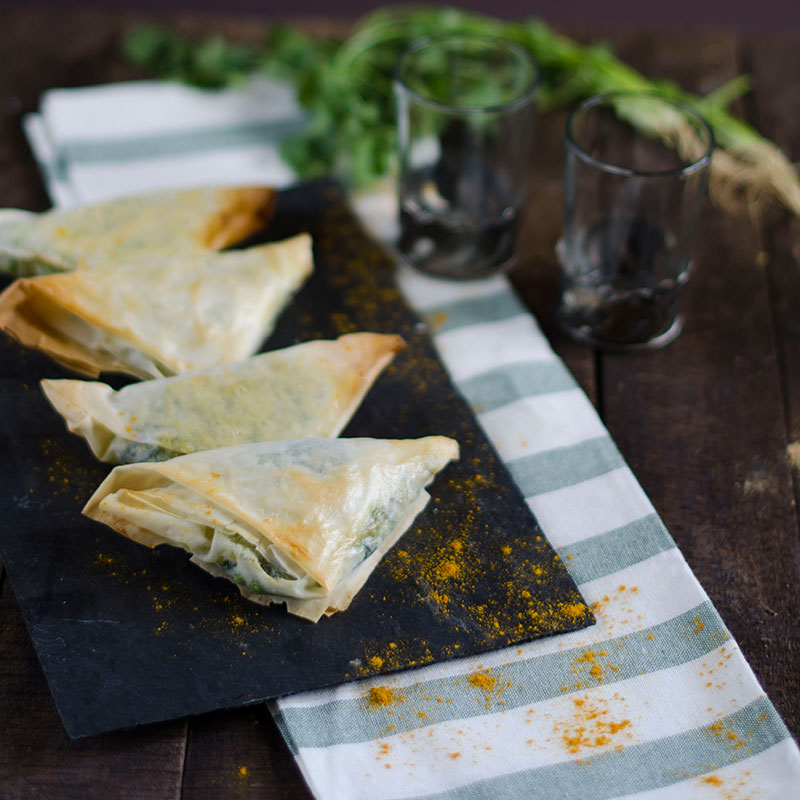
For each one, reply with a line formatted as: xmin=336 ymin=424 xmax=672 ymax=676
xmin=747 ymin=33 xmax=800 ymax=463
xmin=596 ymin=30 xmax=800 ymax=739
xmin=181 ymin=707 xmax=312 ymax=800
xmin=745 ymin=31 xmax=800 ymax=734
xmin=1 ymin=10 xmax=798 ymax=799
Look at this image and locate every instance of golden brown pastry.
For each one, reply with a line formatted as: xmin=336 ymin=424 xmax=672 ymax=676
xmin=0 ymin=185 xmax=277 ymax=276
xmin=41 ymin=332 xmax=404 ymax=463
xmin=0 ymin=234 xmax=313 ymax=379
xmin=83 ymin=436 xmax=459 ymax=621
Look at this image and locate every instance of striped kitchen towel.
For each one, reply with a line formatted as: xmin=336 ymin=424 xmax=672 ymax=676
xmin=22 ymin=77 xmax=800 ymax=799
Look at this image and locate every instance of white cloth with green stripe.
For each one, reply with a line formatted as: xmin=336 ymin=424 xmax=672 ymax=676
xmin=24 ymin=79 xmax=800 ymax=799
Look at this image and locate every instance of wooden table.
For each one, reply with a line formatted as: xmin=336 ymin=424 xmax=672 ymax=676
xmin=1 ymin=8 xmax=798 ymax=798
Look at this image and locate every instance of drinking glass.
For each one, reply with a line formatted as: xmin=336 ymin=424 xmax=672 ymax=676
xmin=394 ymin=35 xmax=538 ymax=280
xmin=556 ymin=92 xmax=714 ymax=350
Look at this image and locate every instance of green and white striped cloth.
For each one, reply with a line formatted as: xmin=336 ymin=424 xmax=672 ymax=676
xmin=24 ymin=78 xmax=800 ymax=799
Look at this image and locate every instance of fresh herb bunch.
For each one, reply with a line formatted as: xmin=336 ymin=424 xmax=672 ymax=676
xmin=123 ymin=6 xmax=800 ymax=217
xmin=123 ymin=23 xmax=259 ymax=88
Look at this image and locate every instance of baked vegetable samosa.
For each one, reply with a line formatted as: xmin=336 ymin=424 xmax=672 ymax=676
xmin=0 ymin=185 xmax=277 ymax=276
xmin=41 ymin=332 xmax=405 ymax=463
xmin=83 ymin=436 xmax=459 ymax=621
xmin=0 ymin=233 xmax=312 ymax=379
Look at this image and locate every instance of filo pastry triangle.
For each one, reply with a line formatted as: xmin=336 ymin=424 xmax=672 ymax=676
xmin=0 ymin=233 xmax=312 ymax=379
xmin=83 ymin=436 xmax=459 ymax=621
xmin=40 ymin=332 xmax=404 ymax=463
xmin=0 ymin=185 xmax=277 ymax=276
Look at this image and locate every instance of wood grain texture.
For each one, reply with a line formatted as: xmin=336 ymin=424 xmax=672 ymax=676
xmin=181 ymin=707 xmax=313 ymax=799
xmin=745 ymin=32 xmax=800 ymax=734
xmin=595 ymin=30 xmax=800 ymax=739
xmin=0 ymin=9 xmax=797 ymax=799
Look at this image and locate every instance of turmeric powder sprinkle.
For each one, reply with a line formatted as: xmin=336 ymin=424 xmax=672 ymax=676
xmin=554 ymin=694 xmax=634 ymax=754
xmin=467 ymin=671 xmax=498 ymax=692
xmin=466 ymin=669 xmax=514 ymax=709
xmin=367 ymin=686 xmax=403 ymax=709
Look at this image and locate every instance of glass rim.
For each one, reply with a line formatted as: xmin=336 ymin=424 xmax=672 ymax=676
xmin=565 ymin=91 xmax=716 ymax=178
xmin=394 ymin=34 xmax=540 ymax=115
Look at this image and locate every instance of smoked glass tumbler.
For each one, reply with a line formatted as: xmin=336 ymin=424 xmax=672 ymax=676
xmin=556 ymin=92 xmax=714 ymax=349
xmin=394 ymin=36 xmax=538 ymax=280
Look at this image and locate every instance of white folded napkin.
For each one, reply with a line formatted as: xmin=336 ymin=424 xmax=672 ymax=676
xmin=23 ymin=77 xmax=800 ymax=799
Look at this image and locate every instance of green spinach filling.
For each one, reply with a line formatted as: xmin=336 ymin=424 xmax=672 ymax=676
xmin=203 ymin=529 xmax=311 ymax=596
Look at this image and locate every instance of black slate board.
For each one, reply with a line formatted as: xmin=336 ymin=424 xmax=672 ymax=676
xmin=0 ymin=181 xmax=593 ymax=738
